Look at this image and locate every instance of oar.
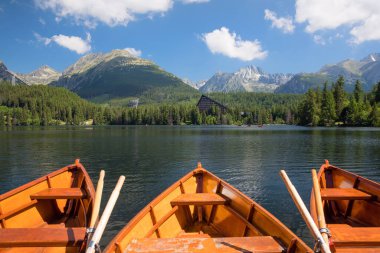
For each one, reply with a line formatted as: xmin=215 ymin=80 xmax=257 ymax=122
xmin=89 ymin=170 xmax=105 ymax=232
xmin=86 ymin=176 xmax=126 ymax=253
xmin=279 ymin=170 xmax=331 ymax=253
xmin=312 ymin=169 xmax=330 ymax=244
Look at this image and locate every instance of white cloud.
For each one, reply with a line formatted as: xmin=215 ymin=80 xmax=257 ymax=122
xmin=124 ymin=47 xmax=142 ymax=57
xmin=264 ymin=9 xmax=295 ymax=34
xmin=34 ymin=0 xmax=174 ymax=28
xmin=181 ymin=0 xmax=209 ymax=4
xmin=295 ymin=0 xmax=380 ymax=44
xmin=35 ymin=32 xmax=91 ymax=54
xmin=202 ymin=27 xmax=267 ymax=61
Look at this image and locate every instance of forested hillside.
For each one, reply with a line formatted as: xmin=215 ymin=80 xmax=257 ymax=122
xmin=1 ymin=77 xmax=379 ymax=127
xmin=0 ymin=82 xmax=97 ymax=125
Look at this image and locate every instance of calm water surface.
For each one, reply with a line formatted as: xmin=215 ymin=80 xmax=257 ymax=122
xmin=1 ymin=125 xmax=380 ymax=247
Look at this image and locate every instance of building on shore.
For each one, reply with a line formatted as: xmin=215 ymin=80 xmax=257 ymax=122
xmin=196 ymin=95 xmax=228 ymax=113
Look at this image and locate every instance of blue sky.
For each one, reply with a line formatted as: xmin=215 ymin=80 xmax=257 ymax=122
xmin=1 ymin=0 xmax=380 ymax=81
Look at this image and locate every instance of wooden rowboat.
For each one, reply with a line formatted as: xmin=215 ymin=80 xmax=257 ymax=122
xmin=0 ymin=159 xmax=95 ymax=253
xmin=105 ymin=163 xmax=312 ymax=253
xmin=310 ymin=160 xmax=380 ymax=252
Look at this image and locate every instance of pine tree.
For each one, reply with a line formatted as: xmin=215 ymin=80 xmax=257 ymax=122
xmin=347 ymin=96 xmax=358 ymax=125
xmin=0 ymin=111 xmax=4 ymax=126
xmin=321 ymin=82 xmax=336 ymax=126
xmin=333 ymin=76 xmax=346 ymax=120
xmin=374 ymin=81 xmax=380 ymax=103
xmin=371 ymin=103 xmax=380 ymax=127
xmin=354 ymin=80 xmax=364 ymax=103
xmin=299 ymin=89 xmax=320 ymax=126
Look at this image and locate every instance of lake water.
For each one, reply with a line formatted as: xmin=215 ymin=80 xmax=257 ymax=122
xmin=1 ymin=125 xmax=380 ymax=247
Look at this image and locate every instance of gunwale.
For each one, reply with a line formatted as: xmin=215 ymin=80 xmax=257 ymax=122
xmin=105 ymin=165 xmax=312 ymax=253
xmin=0 ymin=160 xmax=95 ymax=202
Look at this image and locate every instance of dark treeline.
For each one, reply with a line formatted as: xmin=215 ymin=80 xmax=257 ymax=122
xmin=298 ymin=77 xmax=380 ymax=126
xmin=0 ymin=82 xmax=302 ymax=126
xmin=0 ymin=83 xmax=98 ymax=126
xmin=1 ymin=77 xmax=380 ymax=126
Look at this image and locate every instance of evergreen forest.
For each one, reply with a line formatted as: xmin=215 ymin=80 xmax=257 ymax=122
xmin=1 ymin=77 xmax=380 ymax=127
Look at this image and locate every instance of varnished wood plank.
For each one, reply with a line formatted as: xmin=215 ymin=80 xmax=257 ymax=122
xmin=149 ymin=206 xmax=161 ymax=238
xmin=0 ymin=200 xmax=38 ymax=220
xmin=242 ymin=203 xmax=255 ymax=237
xmin=344 ymin=177 xmax=361 ymax=218
xmin=0 ymin=228 xmax=86 ymax=247
xmin=321 ymin=188 xmax=371 ymax=200
xmin=171 ymin=193 xmax=228 ymax=206
xmin=207 ymin=180 xmax=222 ymax=225
xmin=125 ymin=236 xmax=283 ymax=252
xmin=30 ymin=188 xmax=86 ymax=200
xmin=328 ymin=224 xmax=380 ymax=246
xmin=224 ymin=205 xmax=261 ymax=236
xmin=145 ymin=206 xmax=179 ymax=238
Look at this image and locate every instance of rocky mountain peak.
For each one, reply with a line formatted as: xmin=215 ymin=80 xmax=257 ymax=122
xmin=0 ymin=61 xmax=7 ymax=71
xmin=17 ymin=65 xmax=61 ymax=85
xmin=182 ymin=78 xmax=206 ymax=90
xmin=361 ymin=53 xmax=380 ymax=63
xmin=63 ymin=50 xmax=152 ymax=77
xmin=32 ymin=65 xmax=59 ymax=75
xmin=63 ymin=53 xmax=104 ymax=76
xmin=234 ymin=66 xmax=266 ymax=81
xmin=0 ymin=61 xmax=26 ymax=85
xmin=108 ymin=49 xmax=135 ymax=58
xmin=200 ymin=65 xmax=293 ymax=93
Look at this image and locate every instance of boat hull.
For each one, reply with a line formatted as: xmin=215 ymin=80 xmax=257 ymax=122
xmin=105 ymin=163 xmax=312 ymax=253
xmin=0 ymin=160 xmax=95 ymax=253
xmin=310 ymin=160 xmax=380 ymax=252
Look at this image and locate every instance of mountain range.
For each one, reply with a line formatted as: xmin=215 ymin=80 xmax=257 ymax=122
xmin=276 ymin=53 xmax=380 ymax=93
xmin=200 ymin=66 xmax=293 ymax=93
xmin=199 ymin=53 xmax=380 ymax=94
xmin=1 ymin=52 xmax=379 ymax=99
xmin=17 ymin=65 xmax=60 ymax=85
xmin=0 ymin=50 xmax=197 ymax=103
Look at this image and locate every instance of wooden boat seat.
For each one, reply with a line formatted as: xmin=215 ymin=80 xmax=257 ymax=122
xmin=171 ymin=193 xmax=228 ymax=206
xmin=321 ymin=188 xmax=372 ymax=200
xmin=0 ymin=227 xmax=86 ymax=247
xmin=125 ymin=236 xmax=284 ymax=252
xmin=328 ymin=224 xmax=380 ymax=247
xmin=30 ymin=188 xmax=86 ymax=200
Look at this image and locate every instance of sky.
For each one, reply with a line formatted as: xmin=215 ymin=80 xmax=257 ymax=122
xmin=1 ymin=0 xmax=380 ymax=81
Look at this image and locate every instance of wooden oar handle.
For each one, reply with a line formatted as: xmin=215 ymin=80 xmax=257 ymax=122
xmin=312 ymin=169 xmax=330 ymax=244
xmin=89 ymin=170 xmax=105 ymax=229
xmin=86 ymin=176 xmax=125 ymax=253
xmin=280 ymin=170 xmax=331 ymax=253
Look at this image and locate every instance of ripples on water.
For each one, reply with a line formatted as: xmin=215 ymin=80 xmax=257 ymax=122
xmin=0 ymin=125 xmax=380 ymax=247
